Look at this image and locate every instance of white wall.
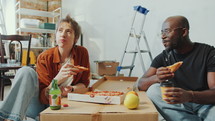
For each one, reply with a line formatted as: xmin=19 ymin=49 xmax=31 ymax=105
xmin=60 ymin=0 xmax=215 ymax=77
xmin=1 ymin=0 xmax=16 ymax=34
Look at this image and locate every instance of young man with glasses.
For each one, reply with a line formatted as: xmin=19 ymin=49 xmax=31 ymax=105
xmin=137 ymin=15 xmax=215 ymax=121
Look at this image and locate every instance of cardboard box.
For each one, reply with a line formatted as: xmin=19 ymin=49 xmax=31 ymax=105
xmin=40 ymin=76 xmax=158 ymax=121
xmin=68 ymin=93 xmax=124 ymax=105
xmin=95 ymin=61 xmax=119 ymax=76
xmin=68 ymin=76 xmax=137 ymax=104
xmin=39 ymin=23 xmax=56 ymax=30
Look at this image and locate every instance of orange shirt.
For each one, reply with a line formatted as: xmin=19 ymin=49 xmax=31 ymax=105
xmin=36 ymin=45 xmax=90 ymax=104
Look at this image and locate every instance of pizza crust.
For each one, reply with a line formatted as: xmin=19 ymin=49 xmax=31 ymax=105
xmin=86 ymin=91 xmax=124 ymax=97
xmin=166 ymin=61 xmax=183 ymax=72
xmin=74 ymin=65 xmax=89 ymax=72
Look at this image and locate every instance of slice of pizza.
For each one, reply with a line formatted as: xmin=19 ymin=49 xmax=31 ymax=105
xmin=86 ymin=91 xmax=124 ymax=97
xmin=166 ymin=61 xmax=183 ymax=72
xmin=74 ymin=65 xmax=89 ymax=72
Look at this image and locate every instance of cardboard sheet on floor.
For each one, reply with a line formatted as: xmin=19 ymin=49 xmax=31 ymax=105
xmin=40 ymin=76 xmax=158 ymax=121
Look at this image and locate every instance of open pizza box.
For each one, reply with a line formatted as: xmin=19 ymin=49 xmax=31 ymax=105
xmin=67 ymin=76 xmax=138 ymax=104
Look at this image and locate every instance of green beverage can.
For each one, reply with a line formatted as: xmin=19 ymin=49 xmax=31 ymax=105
xmin=49 ymin=79 xmax=61 ymax=110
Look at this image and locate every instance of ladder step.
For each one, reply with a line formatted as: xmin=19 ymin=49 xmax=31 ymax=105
xmin=125 ymin=50 xmax=149 ymax=53
xmin=129 ymin=33 xmax=141 ymax=38
xmin=117 ymin=65 xmax=135 ymax=71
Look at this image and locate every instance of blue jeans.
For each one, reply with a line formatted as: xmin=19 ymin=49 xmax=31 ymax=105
xmin=0 ymin=66 xmax=48 ymax=121
xmin=147 ymin=83 xmax=215 ymax=121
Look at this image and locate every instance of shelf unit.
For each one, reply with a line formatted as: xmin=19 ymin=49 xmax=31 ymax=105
xmin=15 ymin=1 xmax=61 ymax=44
xmin=14 ymin=0 xmax=61 ymax=65
xmin=20 ymin=46 xmax=50 ymax=51
xmin=16 ymin=28 xmax=55 ymax=34
xmin=16 ymin=8 xmax=61 ymax=18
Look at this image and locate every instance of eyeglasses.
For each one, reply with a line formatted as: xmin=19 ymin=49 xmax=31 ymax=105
xmin=161 ymin=27 xmax=184 ymax=36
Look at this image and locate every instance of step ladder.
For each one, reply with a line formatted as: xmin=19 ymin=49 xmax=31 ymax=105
xmin=0 ymin=2 xmax=7 ymax=34
xmin=117 ymin=6 xmax=152 ymax=77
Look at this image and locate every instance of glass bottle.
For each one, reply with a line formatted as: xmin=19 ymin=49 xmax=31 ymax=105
xmin=49 ymin=79 xmax=61 ymax=110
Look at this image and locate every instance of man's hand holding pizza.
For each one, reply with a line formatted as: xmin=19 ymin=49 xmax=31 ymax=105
xmin=156 ymin=61 xmax=183 ymax=82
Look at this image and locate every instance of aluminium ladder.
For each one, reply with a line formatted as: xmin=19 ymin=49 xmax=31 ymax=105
xmin=0 ymin=2 xmax=6 ymax=34
xmin=117 ymin=6 xmax=152 ymax=77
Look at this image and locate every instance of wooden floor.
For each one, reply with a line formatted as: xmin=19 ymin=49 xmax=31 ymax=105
xmin=4 ymin=85 xmax=11 ymax=99
xmin=3 ymin=83 xmax=165 ymax=121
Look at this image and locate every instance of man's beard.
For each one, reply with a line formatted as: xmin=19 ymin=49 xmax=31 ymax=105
xmin=171 ymin=43 xmax=178 ymax=49
xmin=165 ymin=47 xmax=173 ymax=53
xmin=165 ymin=44 xmax=176 ymax=50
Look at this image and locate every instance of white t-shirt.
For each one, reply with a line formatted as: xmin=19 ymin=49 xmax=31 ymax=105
xmin=59 ymin=56 xmax=74 ymax=88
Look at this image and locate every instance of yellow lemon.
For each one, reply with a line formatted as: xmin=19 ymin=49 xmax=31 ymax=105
xmin=126 ymin=91 xmax=138 ymax=96
xmin=124 ymin=93 xmax=139 ymax=109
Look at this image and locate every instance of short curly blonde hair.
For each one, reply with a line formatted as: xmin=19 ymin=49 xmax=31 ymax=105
xmin=56 ymin=15 xmax=81 ymax=41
